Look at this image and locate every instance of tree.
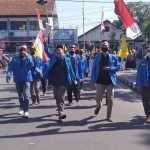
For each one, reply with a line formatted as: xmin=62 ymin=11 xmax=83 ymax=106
xmin=113 ymin=17 xmax=123 ymax=31
xmin=108 ymin=29 xmax=118 ymax=51
xmin=143 ymin=21 xmax=150 ymax=38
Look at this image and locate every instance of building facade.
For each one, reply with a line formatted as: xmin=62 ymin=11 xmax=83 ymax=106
xmin=0 ymin=0 xmax=58 ymax=52
xmin=78 ymin=20 xmax=144 ymax=50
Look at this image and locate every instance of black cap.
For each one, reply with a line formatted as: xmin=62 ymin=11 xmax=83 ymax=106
xmin=100 ymin=40 xmax=109 ymax=44
xmin=56 ymin=45 xmax=63 ymax=49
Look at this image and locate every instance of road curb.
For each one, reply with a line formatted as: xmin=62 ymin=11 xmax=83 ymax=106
xmin=116 ymin=75 xmax=137 ymax=91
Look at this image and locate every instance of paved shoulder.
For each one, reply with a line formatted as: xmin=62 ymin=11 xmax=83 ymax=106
xmin=117 ymin=70 xmax=137 ymax=91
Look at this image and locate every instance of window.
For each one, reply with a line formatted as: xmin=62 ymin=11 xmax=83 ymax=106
xmin=104 ymin=26 xmax=109 ymax=32
xmin=0 ymin=22 xmax=7 ymax=30
xmin=10 ymin=21 xmax=27 ymax=30
xmin=30 ymin=21 xmax=39 ymax=30
xmin=30 ymin=21 xmax=46 ymax=30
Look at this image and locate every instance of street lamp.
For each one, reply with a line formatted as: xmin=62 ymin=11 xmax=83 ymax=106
xmin=83 ymin=0 xmax=85 ymax=50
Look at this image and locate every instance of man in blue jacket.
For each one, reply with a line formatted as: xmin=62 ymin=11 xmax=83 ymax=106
xmin=67 ymin=44 xmax=82 ymax=106
xmin=30 ymin=48 xmax=43 ymax=105
xmin=43 ymin=38 xmax=76 ymax=119
xmin=6 ymin=44 xmax=34 ymax=118
xmin=91 ymin=40 xmax=120 ymax=122
xmin=78 ymin=49 xmax=88 ymax=95
xmin=136 ymin=47 xmax=150 ymax=123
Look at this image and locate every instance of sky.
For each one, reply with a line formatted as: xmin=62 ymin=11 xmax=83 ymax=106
xmin=55 ymin=0 xmax=150 ymax=36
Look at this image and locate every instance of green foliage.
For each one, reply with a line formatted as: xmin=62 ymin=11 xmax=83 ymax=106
xmin=108 ymin=30 xmax=118 ymax=51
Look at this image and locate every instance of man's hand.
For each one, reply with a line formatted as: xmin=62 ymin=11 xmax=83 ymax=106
xmin=21 ymin=51 xmax=28 ymax=57
xmin=137 ymin=86 xmax=142 ymax=92
xmin=6 ymin=78 xmax=10 ymax=83
xmin=103 ymin=66 xmax=110 ymax=70
xmin=43 ymin=36 xmax=48 ymax=42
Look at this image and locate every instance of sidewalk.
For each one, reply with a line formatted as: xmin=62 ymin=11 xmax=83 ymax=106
xmin=116 ymin=69 xmax=137 ymax=91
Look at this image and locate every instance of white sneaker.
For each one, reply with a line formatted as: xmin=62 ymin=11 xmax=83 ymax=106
xmin=146 ymin=117 xmax=150 ymax=123
xmin=80 ymin=89 xmax=84 ymax=93
xmin=18 ymin=110 xmax=24 ymax=115
xmin=24 ymin=112 xmax=29 ymax=118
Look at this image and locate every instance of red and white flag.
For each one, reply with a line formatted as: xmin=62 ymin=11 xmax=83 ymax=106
xmin=87 ymin=36 xmax=91 ymax=46
xmin=114 ymin=0 xmax=142 ymax=39
xmin=0 ymin=39 xmax=5 ymax=49
xmin=33 ymin=30 xmax=49 ymax=62
xmin=100 ymin=6 xmax=105 ymax=41
xmin=36 ymin=8 xmax=45 ymax=30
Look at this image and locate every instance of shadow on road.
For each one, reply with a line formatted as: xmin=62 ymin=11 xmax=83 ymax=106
xmin=0 ymin=115 xmax=149 ymax=140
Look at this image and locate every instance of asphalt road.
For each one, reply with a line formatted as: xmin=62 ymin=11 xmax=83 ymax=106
xmin=0 ymin=74 xmax=149 ymax=150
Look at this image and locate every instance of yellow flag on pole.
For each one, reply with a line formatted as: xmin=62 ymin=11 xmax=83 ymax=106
xmin=117 ymin=35 xmax=129 ymax=58
xmin=63 ymin=45 xmax=67 ymax=51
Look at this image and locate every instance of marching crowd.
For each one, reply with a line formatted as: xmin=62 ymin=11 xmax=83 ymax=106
xmin=3 ymin=37 xmax=150 ymax=123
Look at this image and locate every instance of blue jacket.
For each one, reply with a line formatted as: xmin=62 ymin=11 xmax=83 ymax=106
xmin=43 ymin=42 xmax=76 ymax=85
xmin=136 ymin=58 xmax=149 ymax=87
xmin=67 ymin=54 xmax=82 ymax=79
xmin=142 ymin=53 xmax=146 ymax=59
xmin=6 ymin=54 xmax=34 ymax=82
xmin=42 ymin=59 xmax=50 ymax=74
xmin=32 ymin=56 xmax=43 ymax=79
xmin=80 ymin=55 xmax=88 ymax=78
xmin=91 ymin=53 xmax=120 ymax=85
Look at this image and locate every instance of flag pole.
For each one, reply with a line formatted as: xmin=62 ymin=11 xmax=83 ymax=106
xmin=83 ymin=0 xmax=85 ymax=50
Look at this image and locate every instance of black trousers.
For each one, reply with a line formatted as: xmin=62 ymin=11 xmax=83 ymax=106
xmin=80 ymin=81 xmax=83 ymax=89
xmin=141 ymin=87 xmax=150 ymax=116
xmin=40 ymin=78 xmax=46 ymax=93
xmin=67 ymin=81 xmax=78 ymax=103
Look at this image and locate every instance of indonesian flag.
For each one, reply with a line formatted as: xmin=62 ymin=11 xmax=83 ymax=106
xmin=33 ymin=30 xmax=49 ymax=62
xmin=36 ymin=8 xmax=45 ymax=30
xmin=87 ymin=36 xmax=91 ymax=46
xmin=114 ymin=0 xmax=142 ymax=39
xmin=100 ymin=6 xmax=105 ymax=41
xmin=0 ymin=39 xmax=5 ymax=49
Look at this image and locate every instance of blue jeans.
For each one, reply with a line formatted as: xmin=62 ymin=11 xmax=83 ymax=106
xmin=15 ymin=82 xmax=30 ymax=112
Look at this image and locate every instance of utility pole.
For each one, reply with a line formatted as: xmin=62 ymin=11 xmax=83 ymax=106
xmin=83 ymin=0 xmax=85 ymax=50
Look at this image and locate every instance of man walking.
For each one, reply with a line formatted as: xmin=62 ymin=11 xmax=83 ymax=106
xmin=30 ymin=48 xmax=43 ymax=105
xmin=6 ymin=44 xmax=34 ymax=118
xmin=136 ymin=47 xmax=150 ymax=123
xmin=67 ymin=44 xmax=82 ymax=106
xmin=43 ymin=38 xmax=76 ymax=119
xmin=91 ymin=40 xmax=120 ymax=122
xmin=78 ymin=49 xmax=88 ymax=94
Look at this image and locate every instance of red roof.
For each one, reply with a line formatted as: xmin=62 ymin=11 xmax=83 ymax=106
xmin=0 ymin=0 xmax=55 ymax=16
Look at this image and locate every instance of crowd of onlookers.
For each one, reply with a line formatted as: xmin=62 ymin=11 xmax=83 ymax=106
xmin=76 ymin=46 xmax=148 ymax=71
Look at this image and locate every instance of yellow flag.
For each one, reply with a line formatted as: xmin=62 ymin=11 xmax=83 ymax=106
xmin=63 ymin=45 xmax=67 ymax=51
xmin=117 ymin=35 xmax=129 ymax=58
xmin=33 ymin=42 xmax=40 ymax=57
xmin=83 ymin=50 xmax=86 ymax=56
xmin=76 ymin=44 xmax=80 ymax=50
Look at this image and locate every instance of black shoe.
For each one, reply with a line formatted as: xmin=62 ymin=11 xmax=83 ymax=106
xmin=75 ymin=97 xmax=79 ymax=102
xmin=37 ymin=97 xmax=41 ymax=104
xmin=94 ymin=107 xmax=100 ymax=115
xmin=106 ymin=116 xmax=114 ymax=122
xmin=58 ymin=114 xmax=66 ymax=120
xmin=31 ymin=102 xmax=36 ymax=106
